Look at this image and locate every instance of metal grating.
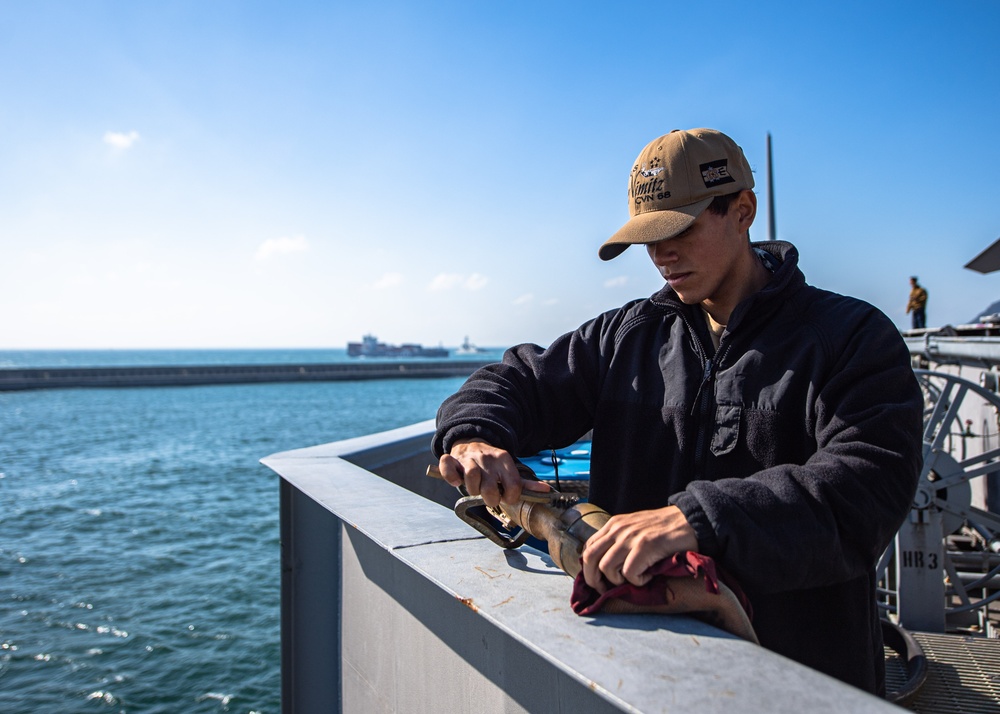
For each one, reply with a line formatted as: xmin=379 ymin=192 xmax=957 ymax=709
xmin=886 ymin=632 xmax=1000 ymax=712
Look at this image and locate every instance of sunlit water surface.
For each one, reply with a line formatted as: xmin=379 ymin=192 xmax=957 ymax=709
xmin=1 ymin=351 xmax=475 ymax=713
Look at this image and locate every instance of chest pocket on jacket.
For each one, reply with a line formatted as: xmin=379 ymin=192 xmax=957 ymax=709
xmin=711 ymin=404 xmax=741 ymax=456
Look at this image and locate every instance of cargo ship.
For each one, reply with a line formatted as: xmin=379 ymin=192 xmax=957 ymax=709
xmin=346 ymin=334 xmax=449 ymax=358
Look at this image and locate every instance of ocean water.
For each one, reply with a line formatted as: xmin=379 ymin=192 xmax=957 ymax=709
xmin=0 ymin=350 xmax=494 ymax=713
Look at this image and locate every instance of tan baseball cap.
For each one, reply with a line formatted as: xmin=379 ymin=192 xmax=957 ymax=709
xmin=599 ymin=128 xmax=754 ymax=261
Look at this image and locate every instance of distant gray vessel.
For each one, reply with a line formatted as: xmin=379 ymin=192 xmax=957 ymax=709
xmin=346 ymin=334 xmax=448 ymax=358
xmin=456 ymin=336 xmax=488 ymax=354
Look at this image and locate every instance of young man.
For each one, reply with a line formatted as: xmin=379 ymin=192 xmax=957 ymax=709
xmin=432 ymin=128 xmax=923 ymax=695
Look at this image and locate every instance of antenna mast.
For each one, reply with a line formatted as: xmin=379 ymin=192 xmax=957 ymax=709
xmin=766 ymin=132 xmax=777 ymax=242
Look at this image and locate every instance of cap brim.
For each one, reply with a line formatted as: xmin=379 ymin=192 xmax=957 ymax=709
xmin=598 ymin=197 xmax=713 ymax=261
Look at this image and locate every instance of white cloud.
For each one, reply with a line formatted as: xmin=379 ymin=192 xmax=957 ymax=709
xmin=374 ymin=272 xmax=403 ymax=289
xmin=465 ymin=273 xmax=489 ymax=290
xmin=541 ymin=298 xmax=559 ymax=306
xmin=255 ymin=235 xmax=309 ymax=262
xmin=513 ymin=293 xmax=534 ymax=305
xmin=428 ymin=273 xmax=464 ymax=291
xmin=103 ymin=130 xmax=140 ymax=149
xmin=428 ymin=272 xmax=490 ymax=292
xmin=604 ymin=276 xmax=630 ymax=288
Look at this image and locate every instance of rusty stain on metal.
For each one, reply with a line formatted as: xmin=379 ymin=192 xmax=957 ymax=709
xmin=495 ymin=596 xmax=514 ymax=606
xmin=456 ymin=596 xmax=478 ymax=612
xmin=474 ymin=566 xmax=510 ymax=579
xmin=691 ymin=636 xmax=701 ymax=646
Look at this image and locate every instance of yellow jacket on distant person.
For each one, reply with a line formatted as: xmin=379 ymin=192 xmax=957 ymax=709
xmin=907 ymin=285 xmax=927 ymax=313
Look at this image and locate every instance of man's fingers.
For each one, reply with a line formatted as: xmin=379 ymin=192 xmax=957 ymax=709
xmin=583 ymin=506 xmax=698 ymax=590
xmin=478 ymin=468 xmax=505 ymax=507
xmin=582 ymin=557 xmax=606 ymax=593
xmin=621 ymin=551 xmax=654 ymax=587
xmin=601 ymin=551 xmax=627 ymax=586
xmin=442 ymin=440 xmax=551 ymax=507
xmin=583 ymin=518 xmax=647 ymax=589
xmin=461 ymin=463 xmax=485 ymax=496
xmin=436 ymin=454 xmax=465 ymax=487
xmin=521 ymin=479 xmax=552 ymax=493
xmin=582 ymin=530 xmax=616 ymax=590
xmin=460 ymin=460 xmax=509 ymax=508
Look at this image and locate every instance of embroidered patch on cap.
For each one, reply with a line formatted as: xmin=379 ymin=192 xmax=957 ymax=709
xmin=700 ymin=159 xmax=735 ymax=187
xmin=639 ymin=158 xmax=664 ymax=178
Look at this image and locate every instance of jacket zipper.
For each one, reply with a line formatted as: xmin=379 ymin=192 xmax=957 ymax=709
xmin=666 ymin=296 xmax=749 ymax=479
xmin=693 ymin=357 xmax=715 ymax=476
xmin=674 ymin=308 xmax=716 ymax=479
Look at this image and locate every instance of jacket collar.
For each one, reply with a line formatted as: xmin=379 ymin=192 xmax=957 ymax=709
xmin=650 ymin=240 xmax=805 ymax=333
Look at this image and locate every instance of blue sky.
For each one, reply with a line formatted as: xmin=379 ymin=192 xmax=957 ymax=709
xmin=2 ymin=1 xmax=999 ymax=349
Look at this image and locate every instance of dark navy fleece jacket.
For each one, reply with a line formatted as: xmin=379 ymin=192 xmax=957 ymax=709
xmin=433 ymin=241 xmax=923 ymax=695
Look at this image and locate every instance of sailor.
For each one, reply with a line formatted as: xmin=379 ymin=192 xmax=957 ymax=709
xmin=906 ymin=276 xmax=928 ymax=329
xmin=432 ymin=128 xmax=923 ymax=696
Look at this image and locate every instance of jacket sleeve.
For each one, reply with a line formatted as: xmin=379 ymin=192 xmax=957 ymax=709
xmin=670 ymin=306 xmax=924 ymax=594
xmin=432 ymin=308 xmax=625 ymax=458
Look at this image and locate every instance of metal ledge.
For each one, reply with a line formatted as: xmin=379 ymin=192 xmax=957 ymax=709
xmin=262 ymin=420 xmax=898 ymax=713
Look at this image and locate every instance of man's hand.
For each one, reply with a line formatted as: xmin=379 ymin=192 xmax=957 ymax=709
xmin=581 ymin=505 xmax=698 ymax=593
xmin=437 ymin=439 xmax=550 ymax=508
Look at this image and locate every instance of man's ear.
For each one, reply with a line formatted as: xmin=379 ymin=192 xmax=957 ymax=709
xmin=735 ymin=189 xmax=757 ymax=232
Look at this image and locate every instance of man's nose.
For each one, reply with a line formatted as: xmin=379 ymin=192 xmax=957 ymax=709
xmin=648 ymin=240 xmax=676 ymax=265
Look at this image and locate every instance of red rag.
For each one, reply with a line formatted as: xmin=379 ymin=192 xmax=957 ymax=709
xmin=570 ymin=551 xmax=752 ymax=618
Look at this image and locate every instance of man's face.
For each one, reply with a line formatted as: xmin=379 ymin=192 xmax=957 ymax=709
xmin=645 ymin=202 xmax=748 ymax=308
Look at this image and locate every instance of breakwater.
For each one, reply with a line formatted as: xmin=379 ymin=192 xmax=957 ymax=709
xmin=0 ymin=359 xmax=495 ymax=391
